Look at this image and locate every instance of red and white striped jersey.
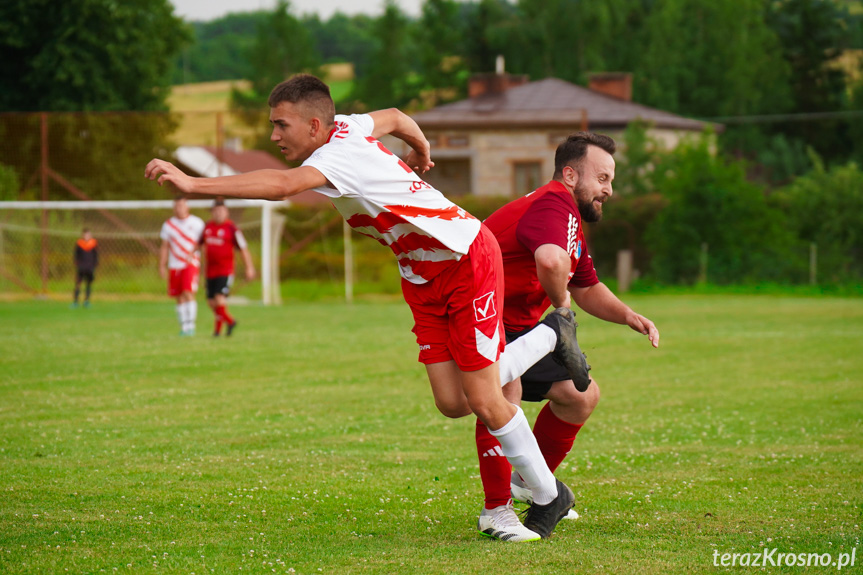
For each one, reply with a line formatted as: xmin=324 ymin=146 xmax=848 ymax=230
xmin=302 ymin=114 xmax=481 ymax=284
xmin=160 ymin=215 xmax=205 ymax=270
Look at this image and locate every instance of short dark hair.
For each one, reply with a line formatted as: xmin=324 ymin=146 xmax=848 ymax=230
xmin=212 ymin=198 xmax=225 ymax=208
xmin=553 ymin=132 xmax=617 ymax=179
xmin=268 ymin=74 xmax=335 ymax=126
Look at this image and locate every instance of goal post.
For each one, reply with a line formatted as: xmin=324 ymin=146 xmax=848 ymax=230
xmin=0 ymin=199 xmax=288 ymax=304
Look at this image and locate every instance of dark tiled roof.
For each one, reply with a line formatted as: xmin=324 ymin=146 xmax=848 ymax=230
xmin=202 ymin=146 xmax=287 ymax=172
xmin=412 ymin=77 xmax=716 ymax=132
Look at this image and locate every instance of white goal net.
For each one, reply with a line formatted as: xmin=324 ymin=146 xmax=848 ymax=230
xmin=0 ymin=200 xmax=286 ymax=304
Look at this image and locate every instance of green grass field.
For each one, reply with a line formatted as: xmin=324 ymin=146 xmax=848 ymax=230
xmin=2 ymin=295 xmax=861 ymax=574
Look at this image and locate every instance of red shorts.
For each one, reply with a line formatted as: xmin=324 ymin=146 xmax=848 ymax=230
xmin=401 ymin=225 xmax=505 ymax=372
xmin=168 ymin=266 xmax=199 ymax=297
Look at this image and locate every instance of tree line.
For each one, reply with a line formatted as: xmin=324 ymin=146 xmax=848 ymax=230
xmin=175 ymin=0 xmax=863 ymax=179
xmin=1 ymin=0 xmax=862 ymax=286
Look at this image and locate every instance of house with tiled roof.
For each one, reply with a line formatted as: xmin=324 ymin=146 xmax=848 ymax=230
xmin=394 ymin=72 xmax=718 ymax=197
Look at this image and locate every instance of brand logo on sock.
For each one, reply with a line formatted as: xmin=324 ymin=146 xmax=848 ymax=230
xmin=482 ymin=446 xmax=505 ymax=457
xmin=473 ymin=291 xmax=497 ymax=322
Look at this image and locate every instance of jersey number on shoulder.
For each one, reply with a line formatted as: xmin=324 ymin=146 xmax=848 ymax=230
xmin=365 ymin=136 xmax=413 ymax=174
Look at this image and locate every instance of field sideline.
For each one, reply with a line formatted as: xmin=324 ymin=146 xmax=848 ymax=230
xmin=1 ymin=296 xmax=861 ymax=574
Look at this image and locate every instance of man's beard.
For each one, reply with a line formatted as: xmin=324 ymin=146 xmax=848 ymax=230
xmin=575 ymin=182 xmax=602 ymax=223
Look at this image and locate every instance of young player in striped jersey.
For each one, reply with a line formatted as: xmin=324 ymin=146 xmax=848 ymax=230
xmin=201 ymin=199 xmax=256 ymax=336
xmin=159 ymin=197 xmax=205 ymax=336
xmin=146 ymin=74 xmax=586 ymax=540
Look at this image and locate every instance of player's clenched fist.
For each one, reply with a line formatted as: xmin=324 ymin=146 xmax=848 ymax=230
xmin=145 ymin=159 xmax=196 ymax=194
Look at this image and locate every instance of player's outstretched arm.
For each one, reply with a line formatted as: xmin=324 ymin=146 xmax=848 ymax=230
xmin=158 ymin=241 xmax=169 ymax=280
xmin=368 ymin=108 xmax=434 ymax=175
xmin=569 ymin=282 xmax=660 ymax=348
xmin=144 ymin=159 xmax=328 ymax=200
xmin=241 ymin=248 xmax=256 ymax=281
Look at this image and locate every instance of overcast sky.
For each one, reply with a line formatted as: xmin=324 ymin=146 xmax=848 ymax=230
xmin=170 ymin=0 xmax=426 ymax=21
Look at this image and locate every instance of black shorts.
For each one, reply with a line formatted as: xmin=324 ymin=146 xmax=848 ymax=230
xmin=206 ymin=275 xmax=233 ymax=299
xmin=506 ymin=327 xmax=571 ymax=402
xmin=76 ymin=270 xmax=94 ymax=283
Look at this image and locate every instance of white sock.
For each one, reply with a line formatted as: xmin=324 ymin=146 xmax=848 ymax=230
xmin=187 ymin=300 xmax=197 ymax=331
xmin=178 ymin=301 xmax=195 ymax=332
xmin=176 ymin=303 xmax=184 ymax=329
xmin=488 ymin=406 xmax=558 ymax=505
xmin=498 ymin=324 xmax=556 ymax=386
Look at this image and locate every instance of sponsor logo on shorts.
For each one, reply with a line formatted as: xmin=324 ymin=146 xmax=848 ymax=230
xmin=473 ymin=291 xmax=497 ymax=322
xmin=419 ymin=344 xmax=431 ymax=351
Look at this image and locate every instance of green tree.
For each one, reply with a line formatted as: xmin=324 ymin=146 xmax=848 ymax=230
xmin=231 ymin=0 xmax=319 ymax=108
xmin=304 ymin=12 xmax=377 ymax=74
xmin=351 ymin=1 xmax=419 ymax=110
xmin=645 ymin=137 xmax=798 ymax=285
xmin=637 ymin=0 xmax=791 ymax=118
xmin=172 ymin=13 xmax=266 ymax=84
xmin=779 ymin=159 xmax=863 ymax=282
xmin=414 ymin=0 xmax=470 ymax=103
xmin=461 ymin=0 xmax=519 ymax=73
xmin=766 ymin=0 xmax=854 ymax=161
xmin=229 ymin=0 xmax=320 ymax=148
xmin=0 ymin=0 xmax=190 ymax=111
xmin=512 ymin=0 xmax=644 ymax=83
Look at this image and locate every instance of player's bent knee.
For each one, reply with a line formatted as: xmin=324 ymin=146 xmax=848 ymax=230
xmin=435 ymin=401 xmax=471 ymax=419
xmin=548 ymin=377 xmax=600 ymax=417
xmin=433 ymin=393 xmax=471 ymax=418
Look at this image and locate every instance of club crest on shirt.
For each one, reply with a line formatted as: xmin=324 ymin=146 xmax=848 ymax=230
xmin=331 ymin=121 xmax=350 ymax=139
xmin=473 ymin=291 xmax=497 ymax=322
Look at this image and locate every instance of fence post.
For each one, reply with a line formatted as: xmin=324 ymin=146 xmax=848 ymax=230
xmin=809 ymin=242 xmax=817 ymax=285
xmin=698 ymin=242 xmax=708 ymax=284
xmin=343 ymin=220 xmax=354 ymax=304
xmin=41 ymin=112 xmax=49 ymax=295
xmin=262 ymin=202 xmax=272 ymax=305
xmin=0 ymin=222 xmax=4 ymax=292
xmin=617 ymin=249 xmax=633 ymax=293
xmin=270 ymin=211 xmax=285 ymax=306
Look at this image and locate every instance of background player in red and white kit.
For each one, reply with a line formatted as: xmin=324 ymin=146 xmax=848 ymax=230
xmin=159 ymin=197 xmax=205 ymax=336
xmin=145 ymin=74 xmax=586 ymax=540
xmin=201 ymin=199 xmax=256 ymax=336
xmin=478 ymin=132 xmax=660 ymax=527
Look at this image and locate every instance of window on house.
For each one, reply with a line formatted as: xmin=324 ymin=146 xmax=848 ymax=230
xmin=513 ymin=161 xmax=542 ymax=195
xmin=424 ymin=158 xmax=472 ymax=196
xmin=446 ymin=133 xmax=469 ymax=147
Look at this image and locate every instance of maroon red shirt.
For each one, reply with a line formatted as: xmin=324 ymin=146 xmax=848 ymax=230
xmin=484 ymin=180 xmax=599 ymax=332
xmin=201 ymin=220 xmax=247 ymax=279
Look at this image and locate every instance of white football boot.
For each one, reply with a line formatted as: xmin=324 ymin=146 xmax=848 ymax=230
xmin=477 ymin=504 xmax=542 ymax=542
